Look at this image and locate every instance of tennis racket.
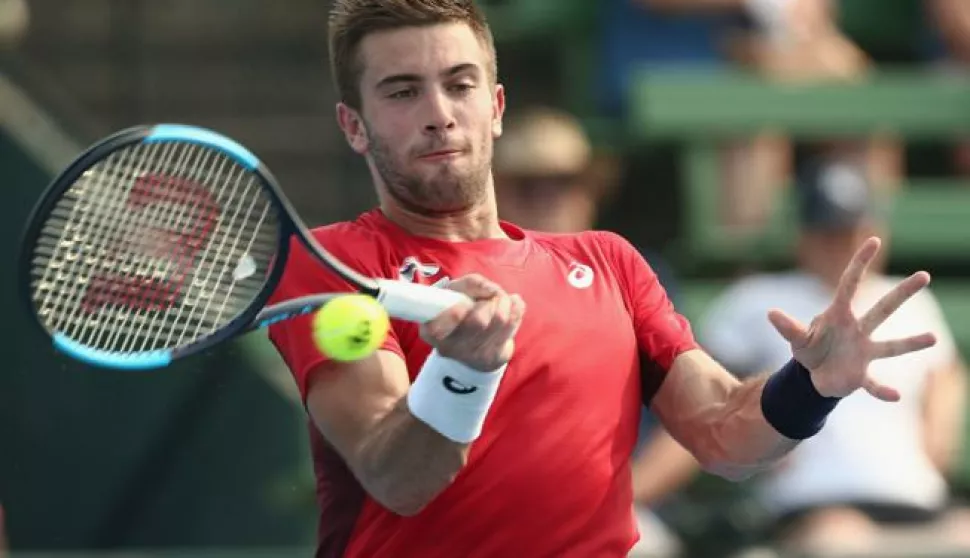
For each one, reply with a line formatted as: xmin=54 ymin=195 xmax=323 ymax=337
xmin=20 ymin=123 xmax=470 ymax=370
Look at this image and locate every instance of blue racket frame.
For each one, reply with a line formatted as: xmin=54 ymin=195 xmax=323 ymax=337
xmin=19 ymin=124 xmax=371 ymax=370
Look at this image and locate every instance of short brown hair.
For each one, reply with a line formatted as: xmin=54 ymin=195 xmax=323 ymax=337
xmin=328 ymin=0 xmax=497 ymax=109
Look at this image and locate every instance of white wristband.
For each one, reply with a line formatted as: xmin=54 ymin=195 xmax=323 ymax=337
xmin=406 ymin=350 xmax=507 ymax=444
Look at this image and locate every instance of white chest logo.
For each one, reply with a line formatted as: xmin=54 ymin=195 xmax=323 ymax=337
xmin=398 ymin=257 xmax=440 ymax=282
xmin=398 ymin=256 xmax=451 ymax=287
xmin=567 ymin=262 xmax=594 ymax=289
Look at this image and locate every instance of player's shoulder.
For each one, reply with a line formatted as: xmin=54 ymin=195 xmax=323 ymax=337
xmin=306 ymin=210 xmax=396 ymax=261
xmin=277 ymin=209 xmax=400 ymax=280
xmin=528 ymin=228 xmax=637 ymax=258
xmin=310 ymin=209 xmax=389 ymax=243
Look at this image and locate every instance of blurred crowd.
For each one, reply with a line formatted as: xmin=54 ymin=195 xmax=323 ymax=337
xmin=495 ymin=102 xmax=970 ymax=557
xmin=599 ymin=0 xmax=970 ymax=236
xmin=493 ymin=3 xmax=970 ymax=556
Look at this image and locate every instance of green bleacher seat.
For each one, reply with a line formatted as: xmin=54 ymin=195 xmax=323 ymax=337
xmin=628 ymin=69 xmax=970 ymax=141
xmin=624 ymin=68 xmax=970 ymax=269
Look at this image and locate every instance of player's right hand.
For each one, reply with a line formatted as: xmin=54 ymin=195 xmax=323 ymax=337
xmin=419 ymin=274 xmax=525 ymax=372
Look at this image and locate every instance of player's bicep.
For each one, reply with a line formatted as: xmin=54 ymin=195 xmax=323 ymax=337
xmin=305 ymin=350 xmax=411 ymax=466
xmin=649 ymin=349 xmax=743 ymax=454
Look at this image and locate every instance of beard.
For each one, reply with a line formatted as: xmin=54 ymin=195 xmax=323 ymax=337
xmin=366 ymin=124 xmax=492 ymax=215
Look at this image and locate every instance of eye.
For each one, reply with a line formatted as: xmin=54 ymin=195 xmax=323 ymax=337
xmin=449 ymin=83 xmax=475 ymax=95
xmin=388 ymin=88 xmax=416 ymax=100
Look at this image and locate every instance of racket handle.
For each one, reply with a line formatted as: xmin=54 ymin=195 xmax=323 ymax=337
xmin=375 ymin=279 xmax=471 ymax=323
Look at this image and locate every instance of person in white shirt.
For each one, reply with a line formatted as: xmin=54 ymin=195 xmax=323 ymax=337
xmin=700 ymin=157 xmax=970 ymax=554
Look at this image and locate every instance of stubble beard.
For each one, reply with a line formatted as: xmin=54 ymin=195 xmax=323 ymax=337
xmin=367 ymin=125 xmax=493 ymax=216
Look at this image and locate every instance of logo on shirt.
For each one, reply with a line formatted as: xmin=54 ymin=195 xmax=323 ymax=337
xmin=567 ymin=262 xmax=594 ymax=289
xmin=398 ymin=257 xmax=441 ymax=282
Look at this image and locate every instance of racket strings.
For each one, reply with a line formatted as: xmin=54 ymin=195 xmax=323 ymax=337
xmin=39 ymin=142 xmax=194 ymax=346
xmin=119 ymin=144 xmax=223 ymax=352
xmin=161 ymin=152 xmax=258 ymax=349
xmin=41 ymin=145 xmax=147 ymax=334
xmin=101 ymin=142 xmax=210 ymax=352
xmin=173 ymin=176 xmax=269 ymax=347
xmin=30 ymin=141 xmax=280 ymax=353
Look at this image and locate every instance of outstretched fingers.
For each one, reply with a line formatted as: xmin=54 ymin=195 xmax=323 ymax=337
xmin=832 ymin=237 xmax=881 ymax=310
xmin=858 ymin=271 xmax=930 ymax=335
xmin=870 ymin=332 xmax=937 ymax=360
xmin=862 ymin=375 xmax=901 ymax=402
xmin=768 ymin=309 xmax=810 ymax=348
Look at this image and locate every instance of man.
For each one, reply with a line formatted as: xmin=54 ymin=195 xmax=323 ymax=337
xmin=493 ymin=105 xmax=698 ymax=558
xmin=267 ymin=2 xmax=936 ymax=556
xmin=699 ymin=158 xmax=970 ymax=554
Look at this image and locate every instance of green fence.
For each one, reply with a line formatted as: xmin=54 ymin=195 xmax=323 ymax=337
xmin=626 ymin=68 xmax=970 ymax=269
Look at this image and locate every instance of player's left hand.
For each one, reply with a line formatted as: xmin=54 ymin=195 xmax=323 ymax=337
xmin=766 ymin=237 xmax=937 ymax=402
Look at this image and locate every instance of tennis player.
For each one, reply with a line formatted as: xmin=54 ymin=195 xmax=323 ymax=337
xmin=267 ymin=1 xmax=937 ymax=556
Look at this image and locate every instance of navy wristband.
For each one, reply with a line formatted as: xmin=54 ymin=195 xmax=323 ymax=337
xmin=760 ymin=358 xmax=841 ymax=440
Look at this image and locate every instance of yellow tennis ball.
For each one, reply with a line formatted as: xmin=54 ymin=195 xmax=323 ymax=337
xmin=312 ymin=294 xmax=389 ymax=361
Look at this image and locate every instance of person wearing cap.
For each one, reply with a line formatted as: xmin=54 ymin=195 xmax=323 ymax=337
xmin=494 ymin=106 xmax=698 ymax=558
xmin=698 ymin=158 xmax=970 ymax=554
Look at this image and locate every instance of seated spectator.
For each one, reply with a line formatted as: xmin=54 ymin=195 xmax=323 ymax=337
xmin=699 ymin=156 xmax=970 ymax=555
xmin=598 ymin=0 xmax=901 ymax=235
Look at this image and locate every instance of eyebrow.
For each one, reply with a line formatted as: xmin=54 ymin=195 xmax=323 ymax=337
xmin=375 ymin=63 xmax=479 ymax=89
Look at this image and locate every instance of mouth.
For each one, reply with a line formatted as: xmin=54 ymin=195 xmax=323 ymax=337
xmin=418 ymin=149 xmax=463 ymax=161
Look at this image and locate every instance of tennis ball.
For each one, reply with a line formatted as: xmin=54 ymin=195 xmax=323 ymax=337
xmin=312 ymin=294 xmax=389 ymax=361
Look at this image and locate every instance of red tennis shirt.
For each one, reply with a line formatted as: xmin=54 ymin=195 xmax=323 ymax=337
xmin=267 ymin=209 xmax=697 ymax=558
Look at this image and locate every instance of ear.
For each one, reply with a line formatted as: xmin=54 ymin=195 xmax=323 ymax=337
xmin=491 ymin=83 xmax=505 ymax=139
xmin=336 ymin=102 xmax=369 ymax=155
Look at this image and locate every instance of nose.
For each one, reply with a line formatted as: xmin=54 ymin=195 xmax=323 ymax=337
xmin=422 ymin=89 xmax=456 ymax=134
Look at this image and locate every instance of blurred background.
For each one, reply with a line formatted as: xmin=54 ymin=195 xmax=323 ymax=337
xmin=2 ymin=0 xmax=970 ymax=557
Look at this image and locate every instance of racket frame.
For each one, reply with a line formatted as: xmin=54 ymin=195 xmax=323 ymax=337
xmin=20 ymin=123 xmax=467 ymax=371
xmin=19 ymin=125 xmax=312 ymax=368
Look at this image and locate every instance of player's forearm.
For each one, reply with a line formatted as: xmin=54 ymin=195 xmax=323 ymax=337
xmin=353 ymin=351 xmax=506 ymax=516
xmin=700 ymin=358 xmax=842 ymax=479
xmin=354 ymin=397 xmax=469 ymax=516
xmin=689 ymin=375 xmax=799 ymax=480
xmin=657 ymin=353 xmax=837 ymax=481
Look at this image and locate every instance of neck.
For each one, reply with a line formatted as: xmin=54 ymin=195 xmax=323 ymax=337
xmin=380 ymin=189 xmax=507 ymax=242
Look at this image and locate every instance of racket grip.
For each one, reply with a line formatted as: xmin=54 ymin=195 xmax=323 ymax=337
xmin=375 ymin=279 xmax=471 ymax=323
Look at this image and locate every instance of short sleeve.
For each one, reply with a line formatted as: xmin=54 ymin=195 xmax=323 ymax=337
xmin=266 ymin=230 xmax=403 ymax=404
xmin=598 ymin=232 xmax=698 ymax=400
